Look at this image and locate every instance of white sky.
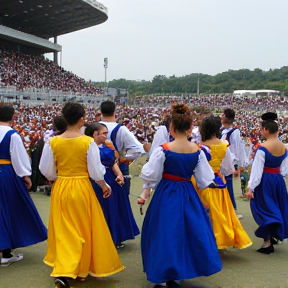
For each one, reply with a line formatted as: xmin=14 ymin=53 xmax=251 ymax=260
xmin=47 ymin=0 xmax=288 ymax=82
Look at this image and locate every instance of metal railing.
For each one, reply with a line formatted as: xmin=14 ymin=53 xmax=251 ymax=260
xmin=0 ymin=86 xmax=108 ymax=105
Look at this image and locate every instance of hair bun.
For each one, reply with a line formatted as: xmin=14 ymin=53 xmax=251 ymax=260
xmin=172 ymin=103 xmax=189 ymax=115
xmin=261 ymin=112 xmax=277 ymax=121
xmin=171 ymin=103 xmax=192 ymax=133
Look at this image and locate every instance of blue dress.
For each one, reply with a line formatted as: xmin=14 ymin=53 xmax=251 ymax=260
xmin=92 ymin=145 xmax=139 ymax=244
xmin=0 ymin=130 xmax=47 ymax=250
xmin=250 ymin=147 xmax=288 ymax=240
xmin=141 ymin=149 xmax=222 ymax=283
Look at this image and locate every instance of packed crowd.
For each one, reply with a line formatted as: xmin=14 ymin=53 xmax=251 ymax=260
xmin=126 ymin=95 xmax=288 ymax=142
xmin=3 ymin=95 xmax=288 ymax=156
xmin=0 ymin=49 xmax=103 ymax=95
xmin=133 ymin=94 xmax=288 ymax=111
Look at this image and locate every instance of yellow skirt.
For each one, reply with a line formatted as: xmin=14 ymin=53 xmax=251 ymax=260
xmin=44 ymin=177 xmax=124 ymax=278
xmin=198 ymin=185 xmax=252 ymax=250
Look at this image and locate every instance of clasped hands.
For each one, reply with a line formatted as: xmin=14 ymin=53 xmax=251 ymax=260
xmin=246 ymin=189 xmax=254 ymax=200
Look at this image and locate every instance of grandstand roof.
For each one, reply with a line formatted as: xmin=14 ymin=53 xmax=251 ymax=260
xmin=0 ymin=0 xmax=108 ymax=39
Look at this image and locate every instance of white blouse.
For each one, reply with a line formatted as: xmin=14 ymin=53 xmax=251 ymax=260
xmin=0 ymin=126 xmax=31 ymax=177
xmin=39 ymin=139 xmax=105 ymax=181
xmin=140 ymin=147 xmax=214 ymax=190
xmin=100 ymin=121 xmax=146 ymax=160
xmin=248 ymin=149 xmax=288 ymax=192
xmin=220 ymin=145 xmax=236 ymax=176
xmin=148 ymin=125 xmax=170 ymax=157
xmin=221 ymin=127 xmax=247 ymax=168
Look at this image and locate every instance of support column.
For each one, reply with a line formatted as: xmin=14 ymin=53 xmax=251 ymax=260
xmin=53 ymin=36 xmax=58 ymax=64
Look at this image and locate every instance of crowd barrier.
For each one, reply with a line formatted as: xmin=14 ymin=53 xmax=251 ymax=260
xmin=0 ymin=86 xmax=108 ymax=105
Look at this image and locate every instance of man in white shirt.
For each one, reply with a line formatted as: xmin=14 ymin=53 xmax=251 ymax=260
xmin=100 ymin=101 xmax=150 ymax=196
xmin=220 ymin=108 xmax=247 ymax=219
xmin=99 ymin=101 xmax=150 ymax=247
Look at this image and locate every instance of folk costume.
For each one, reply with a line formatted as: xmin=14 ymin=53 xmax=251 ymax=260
xmin=0 ymin=126 xmax=47 ymax=258
xmin=91 ymin=142 xmax=139 ymax=245
xmin=140 ymin=144 xmax=222 ymax=283
xmin=100 ymin=122 xmax=146 ymax=193
xmin=221 ymin=127 xmax=246 ymax=210
xmin=40 ymin=135 xmax=124 ymax=279
xmin=248 ymin=146 xmax=288 ymax=242
xmin=198 ymin=141 xmax=252 ymax=249
xmin=248 ymin=113 xmax=288 ymax=245
xmin=99 ymin=122 xmax=144 ymax=240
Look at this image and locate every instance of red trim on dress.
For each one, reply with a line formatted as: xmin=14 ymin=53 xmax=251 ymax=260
xmin=162 ymin=143 xmax=170 ymax=150
xmin=263 ymin=167 xmax=280 ymax=174
xmin=162 ymin=173 xmax=190 ymax=182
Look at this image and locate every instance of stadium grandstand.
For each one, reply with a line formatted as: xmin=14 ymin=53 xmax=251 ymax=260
xmin=233 ymin=89 xmax=280 ymax=98
xmin=0 ymin=0 xmax=108 ymax=104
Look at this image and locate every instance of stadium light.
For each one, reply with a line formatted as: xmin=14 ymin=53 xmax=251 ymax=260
xmin=104 ymin=57 xmax=108 ymax=96
xmin=104 ymin=57 xmax=108 ymax=81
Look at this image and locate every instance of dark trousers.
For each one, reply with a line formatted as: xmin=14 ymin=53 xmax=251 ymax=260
xmin=1 ymin=249 xmax=12 ymax=258
xmin=225 ymin=174 xmax=237 ymax=210
xmin=240 ymin=171 xmax=249 ymax=195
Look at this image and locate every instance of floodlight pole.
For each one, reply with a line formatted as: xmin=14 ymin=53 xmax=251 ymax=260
xmin=104 ymin=57 xmax=108 ymax=97
xmin=105 ymin=68 xmax=107 ymax=84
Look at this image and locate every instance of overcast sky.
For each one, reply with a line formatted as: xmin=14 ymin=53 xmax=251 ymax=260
xmin=47 ymin=0 xmax=288 ymax=82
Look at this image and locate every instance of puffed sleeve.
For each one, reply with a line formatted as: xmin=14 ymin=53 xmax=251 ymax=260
xmin=247 ymin=149 xmax=265 ymax=192
xmin=39 ymin=141 xmax=57 ymax=181
xmin=229 ymin=130 xmax=246 ymax=167
xmin=87 ymin=141 xmax=106 ymax=181
xmin=194 ymin=150 xmax=214 ymax=190
xmin=148 ymin=126 xmax=169 ymax=157
xmin=280 ymin=154 xmax=288 ymax=176
xmin=200 ymin=145 xmax=211 ymax=162
xmin=117 ymin=126 xmax=146 ymax=159
xmin=221 ymin=147 xmax=235 ymax=176
xmin=10 ymin=132 xmax=31 ymax=177
xmin=140 ymin=146 xmax=165 ymax=185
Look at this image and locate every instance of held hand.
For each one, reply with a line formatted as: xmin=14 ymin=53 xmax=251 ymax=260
xmin=137 ymin=197 xmax=146 ymax=205
xmin=246 ymin=190 xmax=254 ymax=200
xmin=137 ymin=188 xmax=151 ymax=205
xmin=115 ymin=174 xmax=124 ymax=185
xmin=233 ymin=170 xmax=240 ymax=178
xmin=143 ymin=142 xmax=151 ymax=153
xmin=22 ymin=176 xmax=32 ymax=190
xmin=102 ymin=183 xmax=112 ymax=198
xmin=142 ymin=187 xmax=151 ymax=199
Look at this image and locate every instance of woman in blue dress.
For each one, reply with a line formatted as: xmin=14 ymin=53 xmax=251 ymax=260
xmin=140 ymin=103 xmax=222 ymax=288
xmin=0 ymin=106 xmax=47 ymax=266
xmin=247 ymin=112 xmax=288 ymax=254
xmin=85 ymin=123 xmax=140 ymax=249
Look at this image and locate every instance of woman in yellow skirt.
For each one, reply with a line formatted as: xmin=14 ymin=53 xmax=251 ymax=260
xmin=197 ymin=115 xmax=252 ymax=250
xmin=40 ymin=102 xmax=124 ymax=287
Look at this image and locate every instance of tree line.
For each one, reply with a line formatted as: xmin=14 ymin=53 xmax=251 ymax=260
xmin=102 ymin=66 xmax=288 ymax=96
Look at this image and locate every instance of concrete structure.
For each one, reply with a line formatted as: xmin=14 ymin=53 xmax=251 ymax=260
xmin=0 ymin=0 xmax=108 ymax=56
xmin=0 ymin=86 xmax=108 ymax=105
xmin=0 ymin=25 xmax=61 ymax=54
